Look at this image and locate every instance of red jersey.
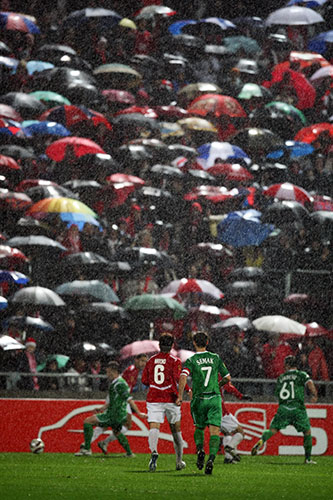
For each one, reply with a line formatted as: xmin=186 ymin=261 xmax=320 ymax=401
xmin=142 ymin=352 xmax=181 ymax=403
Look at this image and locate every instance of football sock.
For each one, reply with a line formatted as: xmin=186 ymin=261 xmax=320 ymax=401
xmin=209 ymin=435 xmax=220 ymax=458
xmin=194 ymin=428 xmax=204 ymax=451
xmin=172 ymin=431 xmax=184 ymax=463
xmin=262 ymin=430 xmax=274 ymax=442
xmin=104 ymin=426 xmax=128 ymax=445
xmin=117 ymin=432 xmax=131 ymax=455
xmin=304 ymin=434 xmax=312 ymax=460
xmin=229 ymin=432 xmax=243 ymax=449
xmin=223 ymin=435 xmax=233 ymax=459
xmin=148 ymin=428 xmax=159 ymax=453
xmin=91 ymin=426 xmax=104 ymax=443
xmin=83 ymin=423 xmax=93 ymax=450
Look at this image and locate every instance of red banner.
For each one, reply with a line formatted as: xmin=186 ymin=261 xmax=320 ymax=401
xmin=0 ymin=399 xmax=332 ymax=455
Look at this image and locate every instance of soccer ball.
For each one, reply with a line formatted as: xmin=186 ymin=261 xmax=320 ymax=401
xmin=30 ymin=438 xmax=45 ymax=454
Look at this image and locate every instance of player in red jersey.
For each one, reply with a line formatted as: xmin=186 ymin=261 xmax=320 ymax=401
xmin=141 ymin=333 xmax=186 ymax=472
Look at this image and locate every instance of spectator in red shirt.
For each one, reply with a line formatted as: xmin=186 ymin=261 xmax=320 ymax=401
xmin=122 ymin=353 xmax=148 ymax=393
xmin=134 ymin=18 xmax=154 ymax=56
xmin=305 ymin=338 xmax=330 ymax=382
xmin=141 ymin=333 xmax=186 ymax=472
xmin=262 ymin=335 xmax=295 ymax=380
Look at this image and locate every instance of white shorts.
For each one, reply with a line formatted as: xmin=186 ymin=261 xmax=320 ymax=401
xmin=147 ymin=402 xmax=181 ymax=424
xmin=220 ymin=413 xmax=239 ymax=435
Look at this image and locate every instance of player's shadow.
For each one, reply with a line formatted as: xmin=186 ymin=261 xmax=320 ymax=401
xmin=267 ymin=461 xmax=305 ymax=466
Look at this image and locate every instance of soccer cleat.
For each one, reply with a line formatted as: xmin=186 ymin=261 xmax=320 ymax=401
xmin=149 ymin=451 xmax=158 ymax=472
xmin=196 ymin=449 xmax=206 ymax=470
xmin=204 ymin=456 xmax=215 ymax=475
xmin=251 ymin=439 xmax=264 ymax=456
xmin=305 ymin=459 xmax=317 ymax=465
xmin=74 ymin=448 xmax=92 ymax=456
xmin=98 ymin=441 xmax=108 ymax=455
xmin=224 ymin=445 xmax=241 ymax=462
xmin=176 ymin=460 xmax=186 ymax=471
xmin=224 ymin=457 xmax=236 ymax=464
xmin=123 ymin=452 xmax=136 ymax=458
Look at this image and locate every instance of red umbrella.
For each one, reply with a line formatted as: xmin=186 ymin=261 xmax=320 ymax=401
xmin=162 ymin=278 xmax=224 ymax=300
xmin=263 ymin=67 xmax=316 ymax=110
xmin=262 ymin=182 xmax=313 ymax=205
xmin=101 ymin=89 xmax=136 ymax=105
xmin=0 ymin=154 xmax=21 ymax=171
xmin=276 ymin=52 xmax=330 ymax=73
xmin=0 ymin=191 xmax=32 ymax=210
xmin=0 ymin=104 xmax=22 ymax=122
xmin=39 ymin=105 xmax=112 ymax=130
xmin=114 ymin=106 xmax=158 ymax=118
xmin=153 ymin=106 xmax=188 ymax=120
xmin=305 ymin=322 xmax=330 ymax=338
xmin=45 ymin=137 xmax=106 ymax=161
xmin=0 ymin=244 xmax=29 ymax=267
xmin=187 ymin=94 xmax=247 ymax=118
xmin=294 ymin=122 xmax=333 ymax=144
xmin=106 ymin=173 xmax=145 ymax=187
xmin=207 ymin=163 xmax=253 ymax=182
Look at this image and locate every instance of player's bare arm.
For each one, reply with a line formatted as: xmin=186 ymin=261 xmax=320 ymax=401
xmin=306 ymin=380 xmax=318 ymax=403
xmin=176 ymin=373 xmax=187 ymax=406
xmin=128 ymin=398 xmax=147 ymax=419
xmin=219 ymin=375 xmax=231 ymax=389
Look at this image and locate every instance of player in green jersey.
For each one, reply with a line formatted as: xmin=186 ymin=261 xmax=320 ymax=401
xmin=251 ymin=355 xmax=318 ymax=464
xmin=75 ymin=361 xmax=134 ymax=457
xmin=177 ymin=331 xmax=230 ymax=475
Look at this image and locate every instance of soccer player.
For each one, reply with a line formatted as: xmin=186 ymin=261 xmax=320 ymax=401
xmin=141 ymin=333 xmax=186 ymax=472
xmin=251 ymin=355 xmax=318 ymax=464
xmin=75 ymin=361 xmax=134 ymax=457
xmin=176 ymin=331 xmax=230 ymax=475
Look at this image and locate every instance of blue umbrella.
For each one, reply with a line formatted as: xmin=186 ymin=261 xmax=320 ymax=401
xmin=308 ymin=30 xmax=333 ymax=54
xmin=0 ymin=270 xmax=29 ymax=284
xmin=59 ymin=212 xmax=102 ymax=231
xmin=217 ymin=210 xmax=274 ymax=247
xmin=0 ymin=296 xmax=8 ymax=310
xmin=168 ymin=20 xmax=197 ymax=35
xmin=22 ymin=121 xmax=71 ymax=137
xmin=197 ymin=142 xmax=251 ymax=169
xmin=267 ymin=141 xmax=314 ymax=160
xmin=287 ymin=0 xmax=327 ymax=7
xmin=26 ymin=60 xmax=55 ymax=75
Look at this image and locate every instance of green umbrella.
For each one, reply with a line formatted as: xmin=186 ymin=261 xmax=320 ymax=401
xmin=29 ymin=91 xmax=71 ymax=107
xmin=223 ymin=36 xmax=261 ymax=56
xmin=37 ymin=354 xmax=70 ymax=372
xmin=237 ymin=83 xmax=272 ymax=101
xmin=265 ymin=101 xmax=307 ymax=125
xmin=124 ymin=294 xmax=187 ymax=320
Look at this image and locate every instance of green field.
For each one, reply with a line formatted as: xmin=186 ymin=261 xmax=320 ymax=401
xmin=1 ymin=453 xmax=332 ymax=500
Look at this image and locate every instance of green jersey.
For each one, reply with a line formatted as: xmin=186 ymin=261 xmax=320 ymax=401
xmin=106 ymin=376 xmax=130 ymax=422
xmin=275 ymin=369 xmax=311 ymax=409
xmin=182 ymin=351 xmax=229 ymax=399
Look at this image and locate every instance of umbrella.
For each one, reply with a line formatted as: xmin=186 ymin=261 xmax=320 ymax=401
xmin=59 ymin=252 xmax=113 ymax=279
xmin=228 ymin=267 xmax=265 ymax=281
xmin=0 ymin=270 xmax=29 ymax=284
xmin=25 ymin=60 xmax=55 ymax=75
xmin=120 ymin=340 xmax=161 ymax=360
xmin=222 ymin=35 xmax=261 ymax=56
xmin=0 ymin=104 xmax=22 ymax=122
xmin=305 ymin=322 xmax=330 ymax=337
xmin=85 ymin=302 xmax=128 ymax=319
xmin=265 ymin=101 xmax=307 ymax=127
xmin=40 ymin=105 xmax=111 ymax=131
xmin=224 ymin=280 xmax=281 ymax=300
xmin=7 ymin=235 xmax=66 ymax=256
xmin=0 ymin=55 xmax=18 ymax=70
xmin=102 ymin=89 xmax=136 ymax=105
xmin=265 ymin=6 xmax=324 ymax=25
xmin=294 ymin=122 xmax=333 ymax=143
xmin=211 ymin=317 xmax=253 ymax=331
xmin=0 ymin=92 xmax=46 ymax=120
xmin=25 ymin=184 xmax=77 ymax=203
xmin=217 ymin=210 xmax=274 ymax=247
xmin=26 ymin=197 xmax=97 ymax=219
xmin=55 ymin=280 xmax=119 ymax=303
xmin=0 ymin=244 xmax=29 ymax=268
xmin=93 ymin=63 xmax=142 ymax=90
xmin=63 ymin=7 xmax=121 ymax=29
xmin=161 ymin=278 xmax=224 ymax=300
xmin=3 ymin=315 xmax=54 ymax=332
xmin=178 ymin=117 xmax=217 ymax=133
xmin=45 ymin=137 xmax=106 ymax=161
xmin=261 ymin=200 xmax=310 ymax=227
xmin=266 ymin=140 xmax=314 ymax=160
xmin=0 ymin=191 xmax=32 ymax=210
xmin=29 ymin=91 xmax=71 ymax=108
xmin=197 ymin=142 xmax=251 ymax=169
xmin=177 ymin=83 xmax=223 ymax=106
xmin=0 ymin=145 xmax=34 ymax=160
xmin=136 ymin=5 xmax=176 ymax=20
xmin=22 ymin=121 xmax=71 ymax=137
xmin=120 ymin=247 xmax=173 ymax=271
xmin=308 ymin=30 xmax=333 ymax=55
xmin=0 ymin=334 xmax=25 ymax=350
xmin=187 ymin=94 xmax=247 ymax=118
xmin=310 ymin=65 xmax=333 ymax=87
xmin=107 ymin=173 xmax=145 ymax=187
xmin=37 ymin=354 xmax=70 ymax=371
xmin=230 ymin=128 xmax=284 ymax=157
xmin=11 ymin=286 xmax=65 ymax=306
xmin=124 ymin=294 xmax=187 ymax=320
xmin=150 ymin=164 xmax=185 ymax=180
xmin=262 ymin=183 xmax=313 ymax=205
xmin=0 ymin=296 xmax=8 ymax=310
xmin=237 ymin=83 xmax=272 ymax=101
xmin=207 ymin=163 xmax=253 ymax=182
xmin=0 ymin=11 xmax=40 ymax=33
xmin=252 ymin=315 xmax=306 ymax=335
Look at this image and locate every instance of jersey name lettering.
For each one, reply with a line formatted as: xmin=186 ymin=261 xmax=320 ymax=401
xmin=154 ymin=359 xmax=166 ymax=364
xmin=196 ymin=357 xmax=214 ymax=365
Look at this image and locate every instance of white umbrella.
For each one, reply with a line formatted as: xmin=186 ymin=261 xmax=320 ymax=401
xmin=253 ymin=315 xmax=306 ymax=335
xmin=310 ymin=65 xmax=333 ymax=86
xmin=0 ymin=335 xmax=25 ymax=350
xmin=266 ymin=6 xmax=324 ymax=26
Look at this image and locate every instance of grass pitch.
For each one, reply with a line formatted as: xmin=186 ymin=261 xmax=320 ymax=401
xmin=0 ymin=453 xmax=332 ymax=500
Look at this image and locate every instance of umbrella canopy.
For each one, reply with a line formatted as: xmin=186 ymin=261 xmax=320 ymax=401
xmin=178 ymin=117 xmax=217 ymax=133
xmin=63 ymin=7 xmax=121 ymax=29
xmin=0 ymin=270 xmax=29 ymax=284
xmin=136 ymin=5 xmax=176 ymax=20
xmin=124 ymin=294 xmax=187 ymax=320
xmin=197 ymin=142 xmax=250 ymax=169
xmin=253 ymin=315 xmax=306 ymax=334
xmin=11 ymin=286 xmax=65 ymax=306
xmin=0 ymin=103 xmax=22 ymax=122
xmin=262 ymin=183 xmax=313 ymax=205
xmin=217 ymin=210 xmax=274 ymax=247
xmin=207 ymin=163 xmax=253 ymax=182
xmin=45 ymin=137 xmax=106 ymax=161
xmin=224 ymin=280 xmax=281 ymax=300
xmin=0 ymin=334 xmax=25 ymax=350
xmin=264 ymin=101 xmax=307 ymax=127
xmin=4 ymin=315 xmax=54 ymax=332
xmin=22 ymin=121 xmax=71 ymax=137
xmin=55 ymin=280 xmax=119 ymax=303
xmin=102 ymin=89 xmax=136 ymax=105
xmin=261 ymin=200 xmax=310 ymax=227
xmin=7 ymin=235 xmax=66 ymax=255
xmin=37 ymin=354 xmax=70 ymax=371
xmin=237 ymin=83 xmax=272 ymax=101
xmin=264 ymin=67 xmax=316 ymax=110
xmin=0 ymin=244 xmax=29 ymax=267
xmin=228 ymin=267 xmax=265 ymax=281
xmin=177 ymin=83 xmax=223 ymax=106
xmin=308 ymin=30 xmax=333 ymax=55
xmin=161 ymin=278 xmax=224 ymax=300
xmin=120 ymin=340 xmax=162 ymax=360
xmin=93 ymin=63 xmax=142 ymax=90
xmin=26 ymin=197 xmax=97 ymax=218
xmin=294 ymin=122 xmax=333 ymax=143
xmin=265 ymin=6 xmax=324 ymax=25
xmin=0 ymin=296 xmax=8 ymax=310
xmin=29 ymin=91 xmax=71 ymax=108
xmin=40 ymin=105 xmax=111 ymax=130
xmin=222 ymin=35 xmax=261 ymax=56
xmin=211 ymin=317 xmax=253 ymax=331
xmin=187 ymin=94 xmax=247 ymax=118
xmin=230 ymin=128 xmax=284 ymax=157
xmin=0 ymin=92 xmax=46 ymax=120
xmin=0 ymin=11 xmax=40 ymax=33
xmin=310 ymin=65 xmax=333 ymax=87
xmin=305 ymin=322 xmax=331 ymax=337
xmin=266 ymin=140 xmax=314 ymax=160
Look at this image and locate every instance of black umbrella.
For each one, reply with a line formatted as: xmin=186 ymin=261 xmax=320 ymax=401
xmin=251 ymin=162 xmax=288 ymax=184
xmin=185 ymin=169 xmax=215 ymax=185
xmin=7 ymin=235 xmax=67 ymax=256
xmin=225 ymin=280 xmax=281 ymax=300
xmin=36 ymin=44 xmax=77 ymax=57
xmin=3 ymin=315 xmax=54 ymax=332
xmin=25 ymin=185 xmax=77 ymax=202
xmin=112 ymin=113 xmax=158 ymax=130
xmin=230 ymin=128 xmax=284 ymax=158
xmin=262 ymin=201 xmax=310 ymax=228
xmin=59 ymin=251 xmax=112 ymax=279
xmin=150 ymin=164 xmax=185 ymax=180
xmin=167 ymin=144 xmax=197 ymax=161
xmin=0 ymin=145 xmax=35 ymax=160
xmin=228 ymin=267 xmax=265 ymax=281
xmin=73 ymin=154 xmax=119 ymax=179
xmin=35 ymin=44 xmax=92 ymax=71
xmin=0 ymin=92 xmax=46 ymax=120
xmin=11 ymin=286 xmax=66 ymax=306
xmin=62 ymin=180 xmax=102 ymax=204
xmin=310 ymin=211 xmax=333 ymax=239
xmin=119 ymin=247 xmax=173 ymax=271
xmin=85 ymin=302 xmax=128 ymax=319
xmin=70 ymin=340 xmax=116 ymax=361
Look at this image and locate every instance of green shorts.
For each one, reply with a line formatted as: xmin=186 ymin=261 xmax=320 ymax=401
xmin=270 ymin=405 xmax=310 ymax=433
xmin=191 ymin=394 xmax=222 ymax=429
xmin=96 ymin=411 xmax=126 ymax=433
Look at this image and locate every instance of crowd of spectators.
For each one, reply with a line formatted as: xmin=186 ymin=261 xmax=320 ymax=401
xmin=0 ymin=0 xmax=332 ymax=396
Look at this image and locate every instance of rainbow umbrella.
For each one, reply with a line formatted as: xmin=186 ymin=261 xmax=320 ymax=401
xmin=26 ymin=197 xmax=97 ymax=219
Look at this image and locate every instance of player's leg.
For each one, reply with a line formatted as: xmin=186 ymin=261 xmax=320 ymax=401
xmin=190 ymin=398 xmax=206 ymax=470
xmin=168 ymin=404 xmax=186 ymax=471
xmin=303 ymin=429 xmax=316 ymax=464
xmin=147 ymin=403 xmax=164 ymax=471
xmin=252 ymin=407 xmax=287 ymax=456
xmin=205 ymin=396 xmax=223 ymax=475
xmin=99 ymin=407 xmax=132 ymax=454
xmin=113 ymin=421 xmax=134 ymax=458
xmin=221 ymin=415 xmax=243 ymax=463
xmin=75 ymin=414 xmax=101 ymax=455
xmin=225 ymin=424 xmax=244 ymax=462
xmin=294 ymin=408 xmax=316 ymax=464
